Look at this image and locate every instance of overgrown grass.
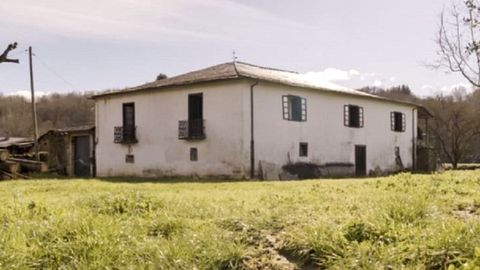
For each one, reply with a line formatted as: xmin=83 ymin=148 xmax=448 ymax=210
xmin=1 ymin=171 xmax=480 ymax=269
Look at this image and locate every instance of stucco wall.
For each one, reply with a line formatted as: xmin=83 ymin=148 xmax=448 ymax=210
xmin=95 ymin=79 xmax=417 ymax=179
xmin=251 ymin=81 xmax=417 ymax=176
xmin=95 ymin=80 xmax=251 ymax=178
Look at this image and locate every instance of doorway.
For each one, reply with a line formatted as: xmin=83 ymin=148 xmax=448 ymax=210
xmin=73 ymin=136 xmax=91 ymax=177
xmin=355 ymin=145 xmax=366 ymax=176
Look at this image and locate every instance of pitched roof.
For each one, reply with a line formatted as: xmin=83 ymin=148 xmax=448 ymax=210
xmin=91 ymin=61 xmax=422 ymax=109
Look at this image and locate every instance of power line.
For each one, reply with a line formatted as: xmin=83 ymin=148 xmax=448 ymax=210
xmin=32 ymin=53 xmax=77 ymax=91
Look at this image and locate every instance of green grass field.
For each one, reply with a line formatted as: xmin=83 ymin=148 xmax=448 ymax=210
xmin=1 ymin=171 xmax=480 ymax=269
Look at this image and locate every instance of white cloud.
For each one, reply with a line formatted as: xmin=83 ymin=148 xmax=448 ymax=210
xmin=303 ymin=68 xmax=361 ymax=82
xmin=5 ymin=90 xmax=50 ymax=101
xmin=372 ymin=80 xmax=383 ymax=87
xmin=444 ymin=82 xmax=473 ymax=93
xmin=302 ymin=68 xmax=379 ymax=83
xmin=301 ymin=67 xmax=402 ymax=90
xmin=417 ymin=82 xmax=474 ymax=97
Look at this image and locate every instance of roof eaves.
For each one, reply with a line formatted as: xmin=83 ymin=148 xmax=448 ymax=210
xmin=92 ymin=75 xmax=242 ymax=99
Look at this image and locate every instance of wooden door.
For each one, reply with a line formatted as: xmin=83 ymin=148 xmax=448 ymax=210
xmin=355 ymin=145 xmax=366 ymax=176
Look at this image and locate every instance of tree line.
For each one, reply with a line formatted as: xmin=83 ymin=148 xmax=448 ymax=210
xmin=0 ymin=92 xmax=94 ymax=138
xmin=360 ymin=85 xmax=480 ymax=168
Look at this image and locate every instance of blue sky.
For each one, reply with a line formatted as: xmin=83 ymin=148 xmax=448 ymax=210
xmin=0 ymin=0 xmax=470 ymax=98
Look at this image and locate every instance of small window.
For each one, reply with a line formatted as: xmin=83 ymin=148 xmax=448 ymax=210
xmin=125 ymin=154 xmax=134 ymax=163
xmin=299 ymin=142 xmax=308 ymax=157
xmin=344 ymin=105 xmax=364 ymax=128
xmin=282 ymin=95 xmax=307 ymax=121
xmin=391 ymin=112 xmax=406 ymax=132
xmin=190 ymin=148 xmax=198 ymax=161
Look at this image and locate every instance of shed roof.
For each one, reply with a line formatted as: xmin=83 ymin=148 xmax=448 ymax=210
xmin=0 ymin=137 xmax=33 ymax=148
xmin=92 ymin=61 xmax=427 ymax=110
xmin=39 ymin=125 xmax=95 ymax=140
xmin=53 ymin=125 xmax=95 ymax=133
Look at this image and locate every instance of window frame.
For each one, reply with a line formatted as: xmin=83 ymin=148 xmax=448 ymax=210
xmin=122 ymin=102 xmax=137 ymax=143
xmin=299 ymin=142 xmax=308 ymax=157
xmin=190 ymin=148 xmax=198 ymax=161
xmin=125 ymin=154 xmax=134 ymax=163
xmin=390 ymin=111 xmax=406 ymax=132
xmin=282 ymin=95 xmax=307 ymax=122
xmin=344 ymin=104 xmax=364 ymax=128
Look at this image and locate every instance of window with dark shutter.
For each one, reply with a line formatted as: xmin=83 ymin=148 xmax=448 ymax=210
xmin=344 ymin=105 xmax=363 ymax=128
xmin=122 ymin=103 xmax=136 ymax=142
xmin=282 ymin=95 xmax=307 ymax=122
xmin=391 ymin=111 xmax=406 ymax=132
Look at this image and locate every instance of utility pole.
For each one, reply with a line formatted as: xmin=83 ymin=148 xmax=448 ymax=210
xmin=29 ymin=46 xmax=39 ymax=160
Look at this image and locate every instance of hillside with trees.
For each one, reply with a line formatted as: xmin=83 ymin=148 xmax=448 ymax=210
xmin=359 ymin=85 xmax=480 ymax=167
xmin=0 ymin=92 xmax=94 ymax=137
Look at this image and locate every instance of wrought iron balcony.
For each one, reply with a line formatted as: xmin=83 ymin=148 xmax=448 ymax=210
xmin=114 ymin=126 xmax=138 ymax=144
xmin=178 ymin=119 xmax=205 ymax=140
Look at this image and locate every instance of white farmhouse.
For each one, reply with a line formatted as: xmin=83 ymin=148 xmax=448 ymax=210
xmin=93 ymin=62 xmax=431 ymax=179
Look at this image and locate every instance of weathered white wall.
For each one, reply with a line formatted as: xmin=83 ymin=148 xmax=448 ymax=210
xmin=95 ymin=80 xmax=251 ymax=178
xmin=95 ymin=79 xmax=417 ymax=179
xmin=251 ymin=81 xmax=417 ymax=176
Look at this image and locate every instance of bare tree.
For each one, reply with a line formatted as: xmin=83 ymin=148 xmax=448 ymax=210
xmin=0 ymin=42 xmax=19 ymax=64
xmin=435 ymin=0 xmax=480 ymax=87
xmin=425 ymin=89 xmax=480 ymax=168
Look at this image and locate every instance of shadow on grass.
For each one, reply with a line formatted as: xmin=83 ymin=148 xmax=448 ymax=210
xmin=26 ymin=172 xmax=254 ymax=184
xmin=96 ymin=176 xmax=253 ymax=184
xmin=24 ymin=170 xmax=447 ymax=184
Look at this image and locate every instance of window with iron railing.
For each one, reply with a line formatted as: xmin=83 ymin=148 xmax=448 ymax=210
xmin=113 ymin=102 xmax=138 ymax=144
xmin=114 ymin=126 xmax=137 ymax=144
xmin=178 ymin=119 xmax=205 ymax=140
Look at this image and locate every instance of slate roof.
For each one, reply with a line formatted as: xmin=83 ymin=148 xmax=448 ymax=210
xmin=92 ymin=61 xmax=427 ymax=111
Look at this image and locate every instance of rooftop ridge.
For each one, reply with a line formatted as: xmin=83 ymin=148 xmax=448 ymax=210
xmin=232 ymin=61 xmax=239 ymax=75
xmin=235 ymin=61 xmax=299 ymax=74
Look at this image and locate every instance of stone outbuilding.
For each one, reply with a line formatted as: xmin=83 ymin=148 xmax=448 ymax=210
xmin=38 ymin=125 xmax=95 ymax=177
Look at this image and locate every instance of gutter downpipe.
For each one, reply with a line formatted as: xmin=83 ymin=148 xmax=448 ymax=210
xmin=250 ymin=81 xmax=259 ymax=179
xmin=412 ymin=107 xmax=417 ymax=172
